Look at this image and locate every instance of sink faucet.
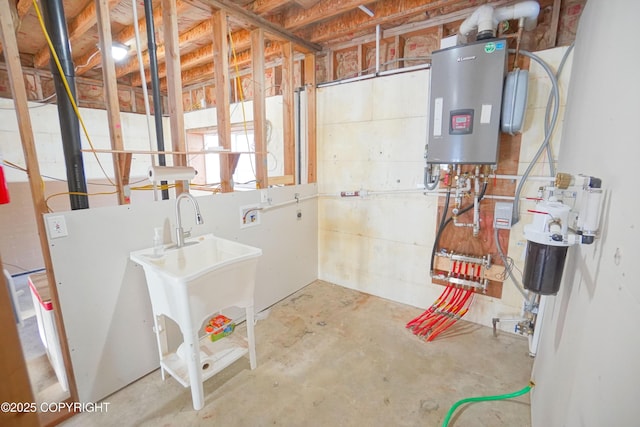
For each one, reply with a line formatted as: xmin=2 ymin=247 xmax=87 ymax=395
xmin=175 ymin=192 xmax=204 ymax=248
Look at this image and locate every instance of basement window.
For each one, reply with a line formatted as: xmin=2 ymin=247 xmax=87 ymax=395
xmin=203 ymin=124 xmax=257 ymax=190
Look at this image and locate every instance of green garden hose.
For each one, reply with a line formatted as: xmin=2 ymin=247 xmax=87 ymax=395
xmin=441 ymin=382 xmax=534 ymax=427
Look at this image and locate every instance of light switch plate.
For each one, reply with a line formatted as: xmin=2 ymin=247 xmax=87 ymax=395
xmin=47 ymin=215 xmax=69 ymax=239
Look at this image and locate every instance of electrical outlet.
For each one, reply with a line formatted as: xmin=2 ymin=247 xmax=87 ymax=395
xmin=47 ymin=215 xmax=68 ymax=239
xmin=240 ymin=205 xmax=261 ymax=228
xmin=260 ymin=189 xmax=270 ymax=204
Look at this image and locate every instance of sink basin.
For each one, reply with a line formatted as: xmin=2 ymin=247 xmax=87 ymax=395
xmin=131 ymin=233 xmax=262 ymax=283
xmin=129 ymin=233 xmax=262 ymax=410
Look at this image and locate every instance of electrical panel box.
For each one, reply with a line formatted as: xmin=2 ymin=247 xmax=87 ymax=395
xmin=494 ymin=202 xmax=513 ymax=230
xmin=427 ymin=39 xmax=508 ymax=165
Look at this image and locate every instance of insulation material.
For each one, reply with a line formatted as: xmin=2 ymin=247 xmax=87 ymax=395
xmin=334 ymin=48 xmax=359 ymax=79
xmin=193 ymin=87 xmax=205 ymax=110
xmin=315 ymin=53 xmax=329 ymax=83
xmin=117 ymin=89 xmax=133 ymax=112
xmin=557 ymin=1 xmax=585 ymax=46
xmin=182 ymin=91 xmax=193 ymax=112
xmin=294 ymin=61 xmax=302 ymax=88
xmin=363 ymin=41 xmax=394 ymax=73
xmin=0 ymin=70 xmax=39 ymax=100
xmin=77 ymin=81 xmax=105 ymax=109
xmin=205 ymin=85 xmax=216 ymax=107
xmin=403 ymin=33 xmax=439 ymax=64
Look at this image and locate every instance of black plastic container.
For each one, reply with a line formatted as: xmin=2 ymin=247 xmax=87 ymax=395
xmin=523 ymin=241 xmax=568 ymax=295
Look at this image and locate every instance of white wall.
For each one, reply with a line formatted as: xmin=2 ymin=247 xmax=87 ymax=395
xmin=0 ymin=98 xmax=168 ymax=182
xmin=316 ymin=54 xmax=572 ymax=331
xmin=531 ymin=1 xmax=640 ymax=425
xmin=47 ymin=184 xmax=317 ymax=403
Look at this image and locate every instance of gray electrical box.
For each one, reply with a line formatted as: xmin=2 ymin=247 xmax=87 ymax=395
xmin=427 ymin=39 xmax=508 ymax=164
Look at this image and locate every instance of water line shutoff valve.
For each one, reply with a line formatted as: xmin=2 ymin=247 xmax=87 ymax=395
xmin=522 ymin=174 xmax=603 ymax=295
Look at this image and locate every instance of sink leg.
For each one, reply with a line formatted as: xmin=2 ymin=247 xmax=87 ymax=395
xmin=184 ymin=331 xmax=205 ymax=410
xmin=246 ymin=306 xmax=257 ymax=370
xmin=152 ymin=314 xmax=167 ymax=381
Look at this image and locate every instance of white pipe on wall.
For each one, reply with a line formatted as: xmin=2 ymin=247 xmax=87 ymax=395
xmin=459 ymin=5 xmax=496 ymax=39
xmin=495 ymin=1 xmax=541 ymax=31
xmin=459 ymin=1 xmax=541 ymax=41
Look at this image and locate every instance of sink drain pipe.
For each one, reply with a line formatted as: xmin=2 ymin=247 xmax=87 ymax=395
xmin=39 ymin=0 xmax=88 ymax=209
xmin=143 ymin=0 xmax=169 ymax=200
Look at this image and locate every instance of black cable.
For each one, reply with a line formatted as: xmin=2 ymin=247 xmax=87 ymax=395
xmin=429 ymin=182 xmax=488 ymax=274
xmin=430 ymin=188 xmax=450 ymax=273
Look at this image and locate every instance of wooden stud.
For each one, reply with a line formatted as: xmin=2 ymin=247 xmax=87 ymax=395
xmin=162 ymin=0 xmax=188 ymax=194
xmin=183 ymin=0 xmax=321 ymax=52
xmin=303 ymin=52 xmax=316 ymax=183
xmin=395 ymin=35 xmax=405 ymax=70
xmin=211 ymin=10 xmax=233 ymax=192
xmin=34 ymin=0 xmax=119 ymax=69
xmin=548 ymin=0 xmax=562 ymax=49
xmin=0 ymin=1 xmax=79 ymax=422
xmin=75 ymin=2 xmax=162 ymax=77
xmin=0 ymin=252 xmax=39 ymax=427
xmin=252 ymin=28 xmax=268 ymax=189
xmin=283 ymin=0 xmax=364 ymax=31
xmin=281 ymin=42 xmax=295 ymax=182
xmin=303 ymin=0 xmax=502 ymax=44
xmin=248 ymin=0 xmax=290 ymax=15
xmin=95 ymin=0 xmax=128 ymax=205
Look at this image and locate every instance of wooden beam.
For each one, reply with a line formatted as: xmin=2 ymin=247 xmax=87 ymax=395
xmin=130 ymin=44 xmax=213 ymax=87
xmin=95 ymin=0 xmax=128 ymax=205
xmin=0 ymin=252 xmax=39 ymax=427
xmin=162 ymin=0 xmax=188 ymax=195
xmin=211 ymin=10 xmax=233 ymax=192
xmin=184 ymin=0 xmax=321 ymax=52
xmin=248 ymin=0 xmax=290 ymax=16
xmin=283 ymin=0 xmax=365 ymax=31
xmin=118 ymin=18 xmax=213 ymax=79
xmin=281 ymin=42 xmax=295 ymax=181
xmin=548 ymin=0 xmax=561 ymax=49
xmin=252 ymin=28 xmax=268 ymax=188
xmin=304 ymin=52 xmax=316 ymax=183
xmin=75 ymin=3 xmax=162 ymax=76
xmin=0 ymin=0 xmax=79 ymax=418
xmin=323 ymin=0 xmax=515 ymax=51
xmin=34 ymin=0 xmax=119 ymax=69
xmin=158 ymin=41 xmax=282 ymax=89
xmin=303 ymin=0 xmax=496 ymax=44
xmin=127 ymin=27 xmax=252 ymax=85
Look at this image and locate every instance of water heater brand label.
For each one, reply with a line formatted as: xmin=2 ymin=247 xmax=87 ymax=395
xmin=433 ymin=97 xmax=443 ymax=137
xmin=480 ymin=104 xmax=492 ymax=124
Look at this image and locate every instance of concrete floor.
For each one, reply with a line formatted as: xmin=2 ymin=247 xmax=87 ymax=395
xmin=61 ymin=280 xmax=533 ymax=427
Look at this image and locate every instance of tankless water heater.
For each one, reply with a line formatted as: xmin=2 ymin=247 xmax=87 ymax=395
xmin=427 ymin=39 xmax=508 ymax=164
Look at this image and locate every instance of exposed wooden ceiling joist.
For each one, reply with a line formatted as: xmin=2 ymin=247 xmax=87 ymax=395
xmin=184 ymin=0 xmax=322 ymax=52
xmin=4 ymin=0 xmax=582 ymax=92
xmin=34 ymin=0 xmax=120 ymax=69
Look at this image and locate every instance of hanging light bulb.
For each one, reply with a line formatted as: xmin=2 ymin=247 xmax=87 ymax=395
xmin=111 ymin=41 xmax=129 ymax=61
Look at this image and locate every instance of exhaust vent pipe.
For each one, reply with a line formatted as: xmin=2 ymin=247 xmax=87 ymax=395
xmin=459 ymin=1 xmax=540 ymax=43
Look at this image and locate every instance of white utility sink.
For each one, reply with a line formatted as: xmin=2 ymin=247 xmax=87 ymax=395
xmin=130 ymin=233 xmax=262 ymax=410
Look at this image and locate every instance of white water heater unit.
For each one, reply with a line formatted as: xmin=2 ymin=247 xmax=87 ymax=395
xmin=427 ymin=39 xmax=508 ymax=164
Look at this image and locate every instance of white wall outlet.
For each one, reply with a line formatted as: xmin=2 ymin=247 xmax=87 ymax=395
xmin=47 ymin=215 xmax=69 ymax=239
xmin=260 ymin=189 xmax=270 ymax=204
xmin=240 ymin=205 xmax=261 ymax=228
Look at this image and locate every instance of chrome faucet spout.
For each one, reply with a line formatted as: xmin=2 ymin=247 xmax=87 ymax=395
xmin=175 ymin=193 xmax=204 ymax=248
